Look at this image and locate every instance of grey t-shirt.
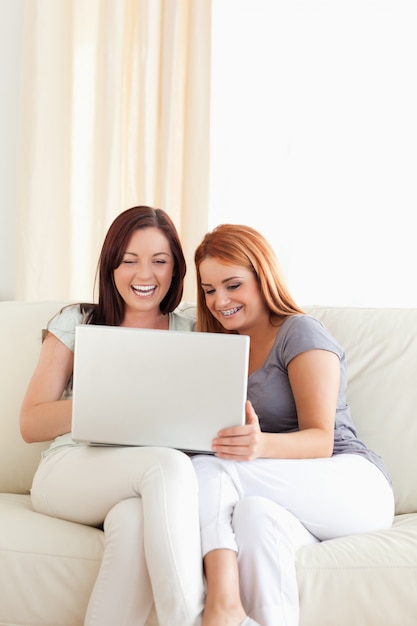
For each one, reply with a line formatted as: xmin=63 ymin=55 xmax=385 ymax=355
xmin=248 ymin=314 xmax=391 ymax=483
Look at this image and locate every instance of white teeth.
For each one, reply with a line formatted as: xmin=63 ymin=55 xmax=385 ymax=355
xmin=132 ymin=285 xmax=156 ymax=294
xmin=220 ymin=306 xmax=241 ymax=317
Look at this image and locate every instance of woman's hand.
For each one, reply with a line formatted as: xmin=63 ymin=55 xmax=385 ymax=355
xmin=211 ymin=400 xmax=263 ymax=461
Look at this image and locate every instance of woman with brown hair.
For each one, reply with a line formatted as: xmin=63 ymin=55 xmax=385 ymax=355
xmin=20 ymin=206 xmax=205 ymax=626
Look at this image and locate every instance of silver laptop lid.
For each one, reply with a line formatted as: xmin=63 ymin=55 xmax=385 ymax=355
xmin=71 ymin=324 xmax=249 ymax=453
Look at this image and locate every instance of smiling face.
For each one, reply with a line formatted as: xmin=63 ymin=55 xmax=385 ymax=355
xmin=199 ymin=257 xmax=270 ymax=335
xmin=113 ymin=227 xmax=174 ymax=318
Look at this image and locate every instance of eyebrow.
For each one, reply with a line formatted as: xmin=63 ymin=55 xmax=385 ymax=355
xmin=124 ymin=251 xmax=171 ymax=257
xmin=201 ymin=276 xmax=244 ymax=287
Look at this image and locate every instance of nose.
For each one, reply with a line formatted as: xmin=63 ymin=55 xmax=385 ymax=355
xmin=215 ymin=289 xmax=232 ymax=308
xmin=134 ymin=261 xmax=153 ymax=281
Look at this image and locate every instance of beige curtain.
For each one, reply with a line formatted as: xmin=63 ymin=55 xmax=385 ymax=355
xmin=16 ymin=0 xmax=211 ymax=303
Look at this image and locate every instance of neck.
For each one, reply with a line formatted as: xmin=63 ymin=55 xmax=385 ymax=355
xmin=121 ymin=309 xmax=169 ymax=330
xmin=247 ymin=316 xmax=283 ymax=376
xmin=244 ymin=311 xmax=281 ymax=343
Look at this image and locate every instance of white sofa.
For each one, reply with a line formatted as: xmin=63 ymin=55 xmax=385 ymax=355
xmin=1 ymin=300 xmax=417 ymax=626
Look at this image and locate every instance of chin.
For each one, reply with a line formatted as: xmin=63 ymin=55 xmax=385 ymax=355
xmin=219 ymin=319 xmax=239 ymax=331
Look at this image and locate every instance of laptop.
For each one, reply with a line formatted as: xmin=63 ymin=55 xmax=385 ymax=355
xmin=71 ymin=324 xmax=250 ymax=453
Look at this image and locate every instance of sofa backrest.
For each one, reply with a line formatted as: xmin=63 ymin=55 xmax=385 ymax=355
xmin=305 ymin=306 xmax=417 ymax=515
xmin=1 ymin=301 xmax=416 ymax=515
xmin=0 ymin=300 xmax=69 ymax=494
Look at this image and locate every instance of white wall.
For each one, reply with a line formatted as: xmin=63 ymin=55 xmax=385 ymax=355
xmin=1 ymin=0 xmax=416 ymax=307
xmin=210 ymin=0 xmax=417 ymax=307
xmin=0 ymin=0 xmax=25 ymax=300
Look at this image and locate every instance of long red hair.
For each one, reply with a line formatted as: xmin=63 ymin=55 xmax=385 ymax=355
xmin=194 ymin=224 xmax=304 ymax=333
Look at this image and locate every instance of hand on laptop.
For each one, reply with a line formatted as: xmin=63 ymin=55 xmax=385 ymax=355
xmin=211 ymin=401 xmax=263 ymax=461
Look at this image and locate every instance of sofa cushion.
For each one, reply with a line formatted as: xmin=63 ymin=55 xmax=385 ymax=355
xmin=296 ymin=512 xmax=417 ymax=626
xmin=0 ymin=493 xmax=103 ymax=625
xmin=0 ymin=300 xmax=69 ymax=494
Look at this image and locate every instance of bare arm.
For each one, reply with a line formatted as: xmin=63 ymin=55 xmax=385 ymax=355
xmin=212 ymin=349 xmax=339 ymax=460
xmin=20 ymin=332 xmax=74 ymax=443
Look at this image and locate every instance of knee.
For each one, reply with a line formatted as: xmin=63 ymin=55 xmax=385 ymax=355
xmin=233 ymin=496 xmax=281 ymax=537
xmin=234 ymin=497 xmax=317 ymax=556
xmin=233 ymin=497 xmax=304 ymax=548
xmin=151 ymin=448 xmax=198 ymax=488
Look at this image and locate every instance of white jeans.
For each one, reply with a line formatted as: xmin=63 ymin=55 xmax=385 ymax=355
xmin=31 ymin=445 xmax=205 ymax=626
xmin=192 ymin=454 xmax=395 ymax=626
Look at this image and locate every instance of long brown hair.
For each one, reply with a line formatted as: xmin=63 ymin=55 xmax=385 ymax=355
xmin=83 ymin=206 xmax=186 ymax=326
xmin=194 ymin=224 xmax=304 ymax=333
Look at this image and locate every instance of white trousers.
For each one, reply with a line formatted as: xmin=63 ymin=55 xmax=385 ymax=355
xmin=31 ymin=445 xmax=205 ymax=626
xmin=192 ymin=454 xmax=395 ymax=626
